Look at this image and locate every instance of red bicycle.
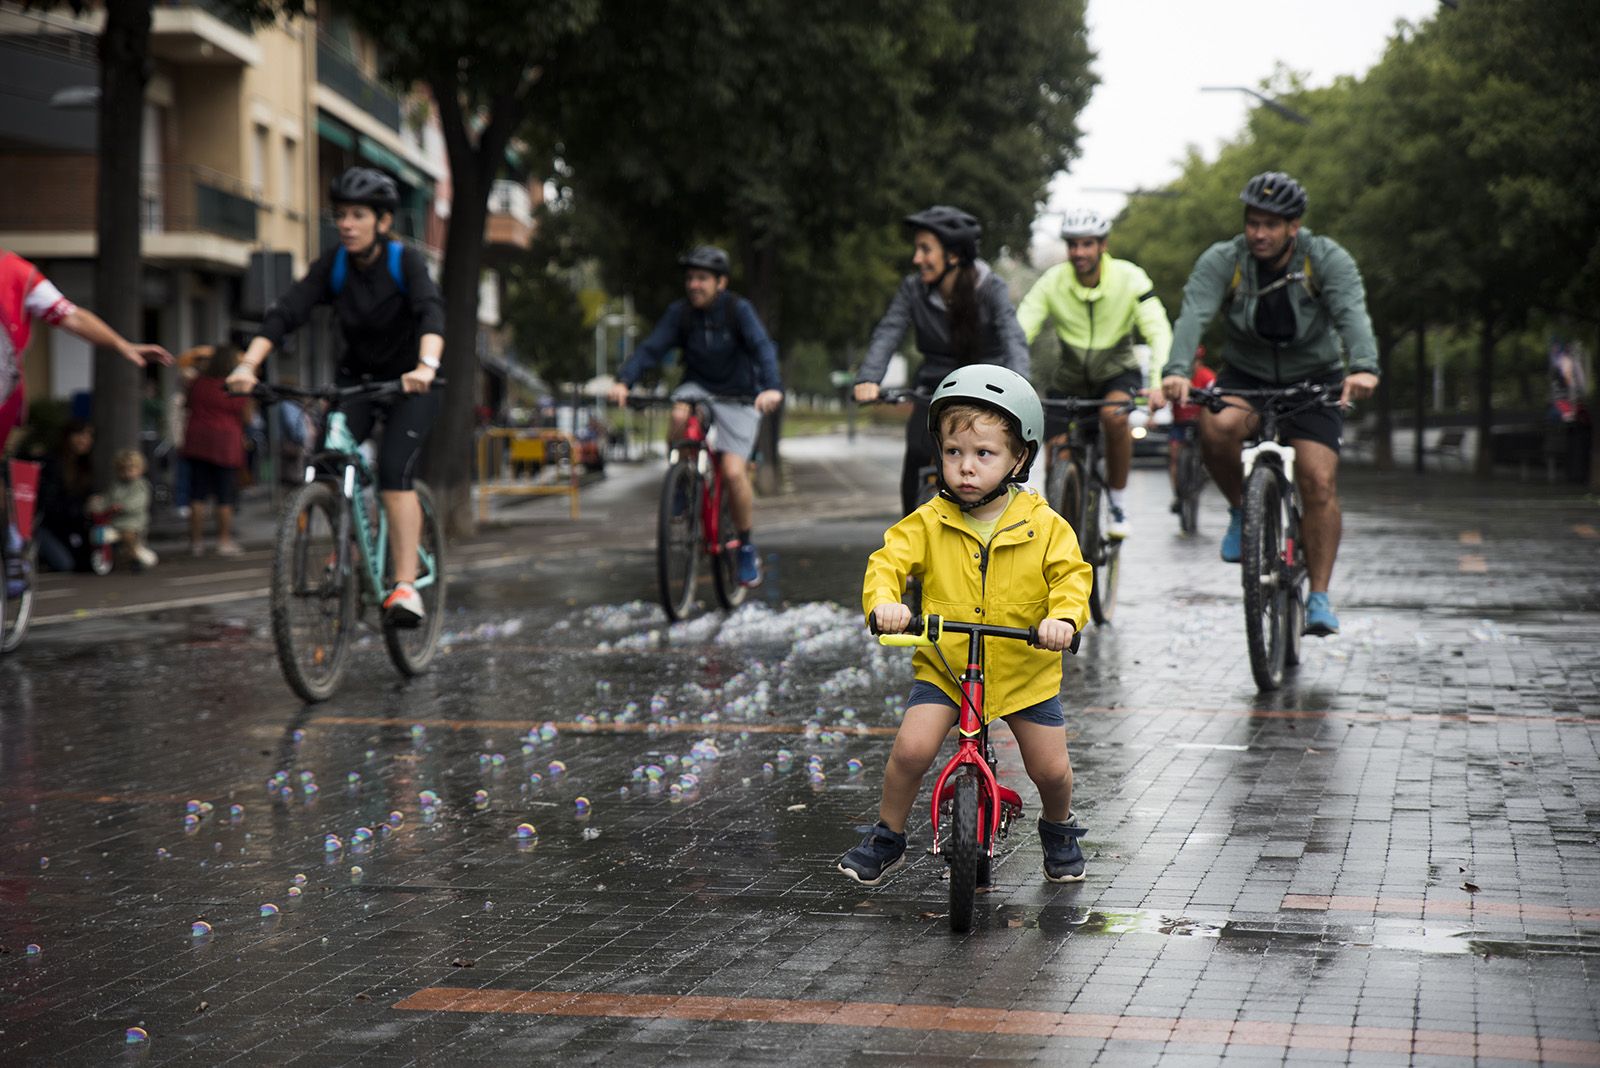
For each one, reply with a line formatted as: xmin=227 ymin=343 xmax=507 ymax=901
xmin=627 ymin=393 xmax=752 ymax=621
xmin=874 ymin=596 xmax=1080 ymax=932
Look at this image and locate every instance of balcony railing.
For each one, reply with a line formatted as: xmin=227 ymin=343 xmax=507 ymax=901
xmin=142 ymin=164 xmax=258 ymax=242
xmin=316 ymin=34 xmax=400 ymax=131
xmin=155 ymin=0 xmax=255 ymax=34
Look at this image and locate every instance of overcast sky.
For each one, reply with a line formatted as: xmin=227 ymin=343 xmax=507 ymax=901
xmin=1030 ymin=0 xmax=1444 ymax=262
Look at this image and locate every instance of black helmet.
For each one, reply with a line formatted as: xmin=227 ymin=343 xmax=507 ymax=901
xmin=1239 ymin=171 xmax=1307 ymax=219
xmin=678 ymin=246 xmax=731 ymax=276
xmin=329 ymin=166 xmax=399 ymax=213
xmin=903 ymin=205 xmax=982 ymax=262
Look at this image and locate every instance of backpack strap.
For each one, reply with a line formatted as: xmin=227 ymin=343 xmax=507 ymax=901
xmin=387 ymin=240 xmax=407 ymax=295
xmin=330 ymin=242 xmax=407 ymax=296
xmin=330 ymin=246 xmax=348 ymax=296
xmin=1224 ymin=250 xmax=1319 ymax=306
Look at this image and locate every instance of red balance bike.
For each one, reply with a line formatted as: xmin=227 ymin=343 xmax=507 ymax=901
xmin=873 ymin=595 xmax=1080 ymax=933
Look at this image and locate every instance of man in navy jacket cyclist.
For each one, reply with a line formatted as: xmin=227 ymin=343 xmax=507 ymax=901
xmin=609 ymin=246 xmax=783 ymax=587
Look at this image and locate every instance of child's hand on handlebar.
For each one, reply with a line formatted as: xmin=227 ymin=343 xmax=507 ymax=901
xmin=872 ymin=602 xmax=911 ymax=634
xmin=1035 ymin=618 xmax=1076 ymax=652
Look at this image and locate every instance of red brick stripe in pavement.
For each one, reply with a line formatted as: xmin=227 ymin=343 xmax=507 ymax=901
xmin=310 ymin=715 xmax=902 ymax=737
xmin=393 ymin=988 xmax=1600 ymax=1064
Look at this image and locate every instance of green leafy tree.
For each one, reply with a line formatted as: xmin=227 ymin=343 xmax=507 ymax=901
xmin=334 ymin=0 xmax=600 ymax=533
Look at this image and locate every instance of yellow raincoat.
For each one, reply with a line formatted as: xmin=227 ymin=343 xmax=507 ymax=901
xmin=862 ymin=489 xmax=1092 ymax=723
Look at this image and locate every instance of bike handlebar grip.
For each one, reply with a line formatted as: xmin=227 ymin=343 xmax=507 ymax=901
xmin=1069 ymin=629 xmax=1082 ymax=655
xmin=879 ymin=633 xmax=934 ymax=648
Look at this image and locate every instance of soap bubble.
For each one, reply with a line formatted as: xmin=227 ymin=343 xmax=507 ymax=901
xmin=229 ymin=804 xmax=245 ymax=820
xmin=183 ymin=814 xmax=200 ymax=831
xmin=846 ymin=759 xmax=863 ymax=775
xmin=644 ymin=764 xmax=664 ymax=781
xmin=323 ymin=835 xmax=341 ymax=852
xmin=292 ymin=728 xmax=306 ymax=743
xmin=351 ymin=826 xmax=374 ymax=845
xmin=547 ymin=761 xmax=566 ymax=776
xmin=38 ymin=856 xmax=48 ymax=869
xmin=349 ymin=866 xmax=364 ymax=879
xmin=347 ymin=772 xmax=361 ymax=786
xmin=472 ymin=789 xmax=490 ymax=809
xmin=527 ymin=773 xmax=543 ymax=789
xmin=388 ymin=811 xmax=404 ymax=826
xmin=292 ymin=873 xmax=308 ymax=887
xmin=539 ymin=722 xmax=558 ymax=741
xmin=761 ymin=763 xmax=774 ymax=775
xmin=490 ymin=753 xmax=506 ymax=767
xmin=418 ymin=790 xmax=440 ymax=807
xmin=483 ymin=900 xmax=494 ymax=911
xmin=124 ymin=1027 xmax=148 ymax=1045
xmin=574 ymin=797 xmax=590 ymax=814
xmin=259 ymin=903 xmax=280 ymax=917
xmin=186 ymin=799 xmax=202 ymax=814
xmin=24 ymin=943 xmax=40 ymax=956
xmin=190 ymin=921 xmax=212 ymax=938
xmin=156 ymin=848 xmax=170 ymax=860
xmin=410 ymin=723 xmax=425 ymax=739
xmin=287 ymin=886 xmax=303 ymax=899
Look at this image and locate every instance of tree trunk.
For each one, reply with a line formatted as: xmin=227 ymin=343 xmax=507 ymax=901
xmin=1413 ymin=321 xmax=1426 ymax=474
xmin=91 ymin=0 xmax=152 ymax=489
xmin=423 ymin=81 xmax=521 ymax=538
xmin=740 ymin=236 xmax=783 ymax=496
xmin=1373 ymin=325 xmax=1393 ymax=470
xmin=1474 ymin=307 xmax=1497 ymax=480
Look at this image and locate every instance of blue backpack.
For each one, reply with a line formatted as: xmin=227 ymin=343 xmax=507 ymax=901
xmin=330 ymin=241 xmax=407 ymax=296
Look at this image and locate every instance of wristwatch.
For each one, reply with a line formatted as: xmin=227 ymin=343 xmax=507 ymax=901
xmin=420 ymin=355 xmax=441 ymax=370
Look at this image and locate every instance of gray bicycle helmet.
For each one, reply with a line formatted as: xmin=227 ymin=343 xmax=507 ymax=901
xmin=903 ymin=205 xmax=983 ymax=262
xmin=1059 ymin=207 xmax=1112 ymax=239
xmin=678 ymin=246 xmax=731 ymax=276
xmin=927 ymin=365 xmax=1045 ymax=510
xmin=329 ymin=166 xmax=400 ymax=213
xmin=1239 ymin=171 xmax=1307 ymax=219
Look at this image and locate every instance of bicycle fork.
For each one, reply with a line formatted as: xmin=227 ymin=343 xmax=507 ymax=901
xmin=928 ymin=647 xmax=1024 ymax=860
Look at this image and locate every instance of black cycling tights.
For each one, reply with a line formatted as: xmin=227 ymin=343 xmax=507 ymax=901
xmin=900 ymin=392 xmax=936 ymax=516
xmin=341 ymin=389 xmax=440 ymax=491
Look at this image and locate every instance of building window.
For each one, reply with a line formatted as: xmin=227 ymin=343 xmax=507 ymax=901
xmin=282 ymin=136 xmax=299 ymax=211
xmin=252 ymin=124 xmax=270 ymax=199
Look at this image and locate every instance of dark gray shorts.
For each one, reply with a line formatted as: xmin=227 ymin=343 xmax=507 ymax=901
xmin=907 ymin=680 xmax=1065 ymax=727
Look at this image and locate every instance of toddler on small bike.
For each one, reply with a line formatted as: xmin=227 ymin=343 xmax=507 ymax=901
xmin=837 ymin=365 xmax=1094 ymax=888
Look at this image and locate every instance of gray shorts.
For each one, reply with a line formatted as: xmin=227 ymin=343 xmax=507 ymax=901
xmin=673 ymin=382 xmax=760 ymax=460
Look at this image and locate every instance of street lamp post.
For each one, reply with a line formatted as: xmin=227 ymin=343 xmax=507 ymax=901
xmin=1200 ymin=86 xmax=1311 ymax=126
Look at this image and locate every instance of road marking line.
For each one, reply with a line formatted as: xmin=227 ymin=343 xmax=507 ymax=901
xmin=1458 ymin=553 xmax=1487 ymax=573
xmin=164 ymin=568 xmax=268 ymax=587
xmin=391 ymin=988 xmax=1593 ymax=1063
xmin=1282 ymin=894 xmax=1600 ymax=923
xmin=31 ymin=588 xmax=271 ymax=626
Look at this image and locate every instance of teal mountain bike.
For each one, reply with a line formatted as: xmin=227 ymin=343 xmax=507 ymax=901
xmin=254 ymin=380 xmax=446 ymax=702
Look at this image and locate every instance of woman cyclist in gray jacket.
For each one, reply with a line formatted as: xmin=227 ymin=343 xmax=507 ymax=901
xmin=853 ymin=206 xmax=1030 ymax=514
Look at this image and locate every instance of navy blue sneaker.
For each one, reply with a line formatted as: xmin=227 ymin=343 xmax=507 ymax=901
xmin=1220 ymin=506 xmax=1243 ymax=563
xmin=1304 ymin=592 xmax=1340 ymax=636
xmin=1038 ymin=816 xmax=1087 ymax=883
xmin=836 ymin=821 xmax=907 ymax=885
xmin=736 ymin=543 xmax=762 ymax=587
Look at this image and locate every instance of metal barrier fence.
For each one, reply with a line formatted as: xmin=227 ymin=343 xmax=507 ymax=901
xmin=474 ymin=428 xmax=581 ymax=521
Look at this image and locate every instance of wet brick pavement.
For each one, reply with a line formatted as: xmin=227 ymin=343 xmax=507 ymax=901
xmin=2 ymin=433 xmax=1599 ymax=1065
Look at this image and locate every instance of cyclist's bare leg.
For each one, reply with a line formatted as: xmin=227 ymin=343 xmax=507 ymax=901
xmin=216 ymin=504 xmax=237 ymax=551
xmin=1007 ymin=717 xmax=1073 ymax=822
xmin=668 ymin=402 xmax=691 ymax=442
xmin=382 ymin=490 xmax=420 ymax=584
xmin=1198 ymin=401 xmax=1257 ymax=507
xmin=1099 ymin=389 xmax=1133 ymax=490
xmin=878 ymin=703 xmax=959 ymax=832
xmin=1168 ymin=439 xmax=1181 ymax=493
xmin=719 ymin=450 xmax=755 ymax=533
xmin=1290 ymin=439 xmax=1340 ymax=593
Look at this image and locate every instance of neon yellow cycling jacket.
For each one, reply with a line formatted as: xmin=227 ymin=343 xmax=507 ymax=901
xmin=1017 ymin=254 xmax=1173 ymax=392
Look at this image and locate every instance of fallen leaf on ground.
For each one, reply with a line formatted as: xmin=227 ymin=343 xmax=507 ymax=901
xmin=1461 ymin=882 xmax=1479 ymax=893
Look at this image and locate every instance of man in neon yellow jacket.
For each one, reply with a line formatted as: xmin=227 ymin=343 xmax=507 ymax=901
xmin=1017 ymin=208 xmax=1172 ymax=540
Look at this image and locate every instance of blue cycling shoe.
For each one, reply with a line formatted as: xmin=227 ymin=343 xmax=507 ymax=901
xmin=1220 ymin=506 xmax=1243 ymax=563
xmin=837 ymin=821 xmax=907 ymax=885
xmin=1304 ymin=592 xmax=1340 ymax=637
xmin=736 ymin=543 xmax=763 ymax=588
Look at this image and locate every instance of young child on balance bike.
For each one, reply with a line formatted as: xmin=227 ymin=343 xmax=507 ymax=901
xmin=838 ymin=365 xmax=1094 ymax=886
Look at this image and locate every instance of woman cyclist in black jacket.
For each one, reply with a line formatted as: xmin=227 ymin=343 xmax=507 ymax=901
xmin=227 ymin=167 xmax=445 ymax=626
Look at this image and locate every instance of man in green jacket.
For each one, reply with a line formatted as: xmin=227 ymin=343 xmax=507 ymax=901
xmin=1161 ymin=172 xmax=1379 ymax=636
xmin=1017 ymin=208 xmax=1172 ymax=540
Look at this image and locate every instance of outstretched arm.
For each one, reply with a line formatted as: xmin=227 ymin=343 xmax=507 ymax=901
xmin=57 ymin=307 xmax=172 ymax=368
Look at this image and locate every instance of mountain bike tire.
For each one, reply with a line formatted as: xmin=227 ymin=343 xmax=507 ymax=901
xmin=1085 ymin=478 xmax=1119 ymax=625
xmin=710 ymin=481 xmax=747 ymax=611
xmin=272 ymin=481 xmax=356 ymax=703
xmin=383 ymin=479 xmax=446 ymax=677
xmin=1283 ymin=507 xmax=1307 ymax=669
xmin=1177 ymin=444 xmax=1204 ymax=535
xmin=657 ymin=460 xmax=701 ymax=622
xmin=1241 ymin=466 xmax=1289 ymax=690
xmin=1 ymin=537 xmax=36 ymax=654
xmin=948 ymin=774 xmax=981 ymax=934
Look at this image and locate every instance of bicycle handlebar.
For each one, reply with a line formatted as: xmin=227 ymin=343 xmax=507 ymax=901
xmin=858 ymin=388 xmax=930 ymax=405
xmin=623 ymin=392 xmax=757 ymax=409
xmin=249 ymin=379 xmax=447 ymax=404
xmin=1040 ymin=395 xmax=1143 ymax=414
xmin=869 ymin=612 xmax=1081 ymax=654
xmin=1183 ymin=382 xmax=1343 ymax=415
